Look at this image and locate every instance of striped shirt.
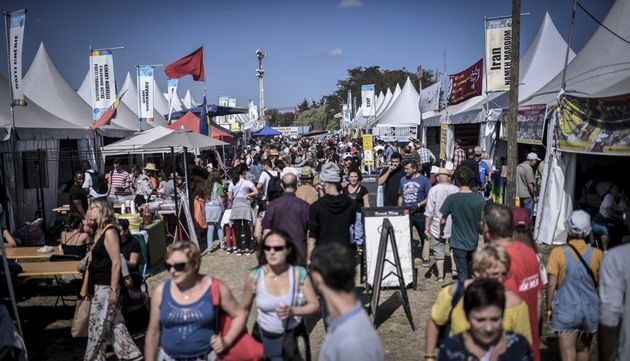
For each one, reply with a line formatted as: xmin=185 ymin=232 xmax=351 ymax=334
xmin=109 ymin=170 xmax=129 ymax=189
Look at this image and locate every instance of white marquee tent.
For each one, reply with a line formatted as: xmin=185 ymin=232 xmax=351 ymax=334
xmin=119 ymin=72 xmax=168 ymax=126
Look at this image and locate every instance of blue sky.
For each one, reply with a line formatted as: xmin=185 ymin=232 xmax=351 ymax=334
xmin=0 ymin=0 xmax=615 ymax=110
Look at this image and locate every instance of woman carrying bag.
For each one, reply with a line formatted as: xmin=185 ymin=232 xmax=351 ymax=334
xmin=241 ymin=231 xmax=319 ymax=361
xmin=83 ymin=197 xmax=142 ymax=361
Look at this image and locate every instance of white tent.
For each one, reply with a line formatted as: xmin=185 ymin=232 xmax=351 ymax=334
xmin=164 ymin=91 xmax=184 ymax=112
xmin=183 ymin=90 xmax=198 ymax=109
xmin=21 ymin=43 xmax=130 ymax=139
xmin=375 ymin=77 xmax=420 ymax=125
xmin=152 ymin=79 xmax=171 ymax=116
xmin=101 ymin=126 xmax=174 ymax=156
xmin=119 ymin=72 xmax=168 ymax=126
xmin=77 ymin=71 xmax=152 ymax=132
xmin=533 ymin=0 xmax=630 ymax=245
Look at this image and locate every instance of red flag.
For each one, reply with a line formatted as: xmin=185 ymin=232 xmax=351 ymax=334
xmin=92 ymin=92 xmax=125 ymax=129
xmin=164 ymin=47 xmax=205 ymax=81
xmin=448 ymin=58 xmax=483 ymax=105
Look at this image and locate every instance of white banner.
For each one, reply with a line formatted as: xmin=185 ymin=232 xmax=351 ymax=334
xmin=419 ymin=81 xmax=441 ymax=113
xmin=166 ymin=78 xmax=178 ymax=122
xmin=89 ymin=50 xmax=117 ymax=120
xmin=137 ymin=66 xmax=154 ymax=122
xmin=485 ymin=17 xmax=512 ymax=92
xmin=7 ymin=10 xmax=26 ymax=106
xmin=361 ymin=84 xmax=375 ymax=117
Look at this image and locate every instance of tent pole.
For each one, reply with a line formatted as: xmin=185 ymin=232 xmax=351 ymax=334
xmin=561 ymin=0 xmax=578 ymax=91
xmin=171 ymin=146 xmax=178 ymax=223
xmin=0 ymin=234 xmax=23 ymax=338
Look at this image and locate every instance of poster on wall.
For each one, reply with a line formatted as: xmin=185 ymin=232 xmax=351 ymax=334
xmin=500 ymin=104 xmax=547 ymax=144
xmin=556 ymin=93 xmax=630 ymax=155
xmin=485 ymin=17 xmax=512 ymax=92
xmin=363 ymin=207 xmax=413 ymax=288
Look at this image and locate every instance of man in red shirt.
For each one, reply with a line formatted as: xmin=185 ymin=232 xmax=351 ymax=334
xmin=482 ymin=203 xmax=542 ymax=361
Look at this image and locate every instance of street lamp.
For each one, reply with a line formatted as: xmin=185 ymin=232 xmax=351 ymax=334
xmin=256 ymin=48 xmax=266 ymax=127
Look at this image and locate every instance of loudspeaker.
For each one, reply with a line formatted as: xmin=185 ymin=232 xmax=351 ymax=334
xmin=22 ymin=150 xmax=48 ymax=189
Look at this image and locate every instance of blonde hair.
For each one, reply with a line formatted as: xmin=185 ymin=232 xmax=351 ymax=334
xmin=90 ymin=197 xmax=117 ymax=229
xmin=166 ymin=241 xmax=202 ymax=272
xmin=472 ymin=243 xmax=511 ymax=273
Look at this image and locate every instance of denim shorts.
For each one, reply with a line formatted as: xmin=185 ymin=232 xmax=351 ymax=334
xmin=551 ymin=300 xmax=599 ymax=334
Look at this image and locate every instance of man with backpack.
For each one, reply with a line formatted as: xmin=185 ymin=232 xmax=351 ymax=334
xmin=81 ymin=161 xmax=109 ymax=199
xmin=257 ymin=159 xmax=282 ymax=205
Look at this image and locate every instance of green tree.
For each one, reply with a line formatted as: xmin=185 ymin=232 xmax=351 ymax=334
xmin=296 ymin=106 xmax=327 ymax=130
xmin=266 ymin=109 xmax=295 ymax=127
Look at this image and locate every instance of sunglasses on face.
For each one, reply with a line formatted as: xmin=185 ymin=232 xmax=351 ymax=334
xmin=263 ymin=245 xmax=286 ymax=252
xmin=164 ymin=262 xmax=187 ymax=271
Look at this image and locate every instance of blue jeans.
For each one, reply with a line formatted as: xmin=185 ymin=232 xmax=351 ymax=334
xmin=520 ymin=197 xmax=534 ymax=215
xmin=207 ymin=223 xmax=225 ymax=249
xmin=451 ymin=248 xmax=474 ymax=282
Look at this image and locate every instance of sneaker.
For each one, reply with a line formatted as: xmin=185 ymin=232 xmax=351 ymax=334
xmin=422 ymin=259 xmax=431 ymax=268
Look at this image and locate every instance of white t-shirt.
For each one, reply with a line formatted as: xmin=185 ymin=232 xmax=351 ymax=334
xmin=257 ymin=170 xmax=279 ymax=199
xmin=229 ymin=179 xmax=255 ymax=199
xmin=424 ymin=183 xmax=459 ymax=238
xmin=600 ymin=193 xmax=625 ymax=219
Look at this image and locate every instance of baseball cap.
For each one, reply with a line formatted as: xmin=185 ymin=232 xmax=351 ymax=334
xmin=474 ymin=146 xmax=482 ymax=155
xmin=512 ymin=207 xmax=531 ymax=231
xmin=527 ymin=152 xmax=541 ymax=161
xmin=565 ymin=210 xmax=591 ymax=238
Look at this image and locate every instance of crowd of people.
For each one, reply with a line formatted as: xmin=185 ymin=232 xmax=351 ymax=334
xmin=3 ymin=132 xmax=629 ymax=361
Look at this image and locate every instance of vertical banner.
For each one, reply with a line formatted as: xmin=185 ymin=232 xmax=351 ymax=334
xmin=361 ymin=84 xmax=375 ymax=117
xmin=419 ymin=82 xmax=442 ymax=113
xmin=137 ymin=66 xmax=154 ymax=123
xmin=362 ymin=134 xmax=374 ymax=166
xmin=346 ymin=90 xmax=352 ymax=119
xmin=7 ymin=9 xmax=27 ymax=106
xmin=342 ymin=104 xmax=350 ymax=128
xmin=448 ymin=59 xmax=483 ymax=105
xmin=227 ymin=97 xmax=236 ymax=123
xmin=439 ymin=123 xmax=448 ymax=160
xmin=89 ymin=49 xmax=117 ymax=120
xmin=166 ymin=78 xmax=178 ymax=122
xmin=485 ymin=18 xmax=512 ymax=92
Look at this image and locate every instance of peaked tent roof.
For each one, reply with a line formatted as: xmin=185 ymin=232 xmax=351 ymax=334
xmin=0 ymin=74 xmax=87 ymax=139
xmin=376 ymin=77 xmax=421 ymax=126
xmin=22 ymin=42 xmax=129 ymax=137
xmin=119 ymin=72 xmax=168 ymax=125
xmin=523 ymin=0 xmax=630 ymax=105
xmin=77 ymin=71 xmax=152 ymax=131
xmin=183 ymin=90 xmax=197 ymax=109
xmin=168 ymin=111 xmax=236 ymax=144
xmin=164 ymin=91 xmax=184 ymax=112
xmin=152 ymin=79 xmax=171 ymax=116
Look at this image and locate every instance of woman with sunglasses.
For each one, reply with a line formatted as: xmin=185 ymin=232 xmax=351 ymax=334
xmin=145 ymin=241 xmax=246 ymax=361
xmin=241 ymin=231 xmax=319 ymax=361
xmin=84 ymin=197 xmax=142 ymax=361
xmin=424 ymin=244 xmax=532 ymax=360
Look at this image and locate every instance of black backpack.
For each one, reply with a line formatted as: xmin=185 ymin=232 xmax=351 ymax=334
xmin=265 ymin=170 xmax=283 ymax=202
xmin=438 ymin=279 xmax=465 ymax=340
xmin=89 ymin=171 xmax=109 ymax=194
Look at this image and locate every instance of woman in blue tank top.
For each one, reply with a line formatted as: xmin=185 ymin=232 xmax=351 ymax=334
xmin=240 ymin=231 xmax=319 ymax=361
xmin=144 ymin=241 xmax=246 ymax=361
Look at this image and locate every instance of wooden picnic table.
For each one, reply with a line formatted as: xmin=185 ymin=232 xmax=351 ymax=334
xmin=17 ymin=261 xmax=81 ymax=278
xmin=4 ymin=246 xmax=63 ymax=261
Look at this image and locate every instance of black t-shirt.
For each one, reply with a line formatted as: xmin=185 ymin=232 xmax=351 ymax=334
xmin=120 ymin=235 xmax=141 ymax=273
xmin=380 ymin=167 xmax=404 ymax=206
xmin=459 ymin=159 xmax=481 ymax=187
xmin=68 ymin=184 xmax=87 ymax=213
xmin=343 ymin=184 xmax=369 ymax=210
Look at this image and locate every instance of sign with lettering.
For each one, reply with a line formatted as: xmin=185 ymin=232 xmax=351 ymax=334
xmin=361 ymin=84 xmax=375 ymax=117
xmin=448 ymin=59 xmax=483 ymax=105
xmin=89 ymin=50 xmax=117 ymax=120
xmin=137 ymin=66 xmax=154 ymax=123
xmin=485 ymin=18 xmax=512 ymax=92
xmin=8 ymin=10 xmax=26 ymax=106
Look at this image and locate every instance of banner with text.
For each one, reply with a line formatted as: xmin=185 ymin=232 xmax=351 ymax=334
xmin=556 ymin=93 xmax=630 ymax=155
xmin=448 ymin=59 xmax=483 ymax=105
xmin=89 ymin=50 xmax=117 ymax=120
xmin=485 ymin=18 xmax=512 ymax=92
xmin=419 ymin=82 xmax=441 ymax=113
xmin=137 ymin=66 xmax=154 ymax=122
xmin=166 ymin=78 xmax=178 ymax=122
xmin=7 ymin=10 xmax=26 ymax=106
xmin=362 ymin=134 xmax=374 ymax=166
xmin=500 ymin=104 xmax=547 ymax=144
xmin=361 ymin=84 xmax=376 ymax=117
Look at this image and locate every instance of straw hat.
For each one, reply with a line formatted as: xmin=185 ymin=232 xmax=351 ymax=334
xmin=436 ymin=168 xmax=452 ymax=176
xmin=268 ymin=149 xmax=279 ymax=156
xmin=300 ymin=166 xmax=314 ymax=179
xmin=144 ymin=163 xmax=158 ymax=171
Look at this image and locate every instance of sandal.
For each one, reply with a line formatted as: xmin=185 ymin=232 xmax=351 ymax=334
xmin=437 ymin=277 xmax=445 ymax=283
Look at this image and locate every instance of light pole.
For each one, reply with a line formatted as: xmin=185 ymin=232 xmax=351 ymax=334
xmin=256 ymin=48 xmax=266 ymax=126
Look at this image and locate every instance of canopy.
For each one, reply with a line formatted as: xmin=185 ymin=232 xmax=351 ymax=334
xmin=168 ymin=111 xmax=236 ymax=144
xmin=101 ymin=126 xmax=174 ymax=155
xmin=252 ymin=126 xmax=281 ymax=137
xmin=140 ymin=129 xmax=228 ymax=150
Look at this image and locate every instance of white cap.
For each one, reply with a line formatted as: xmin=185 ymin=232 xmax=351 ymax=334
xmin=430 ymin=166 xmax=439 ymax=174
xmin=527 ymin=152 xmax=541 ymax=161
xmin=565 ymin=210 xmax=591 ymax=238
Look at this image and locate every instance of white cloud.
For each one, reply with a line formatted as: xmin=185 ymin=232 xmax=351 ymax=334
xmin=339 ymin=0 xmax=363 ymax=9
xmin=323 ymin=48 xmax=344 ymax=57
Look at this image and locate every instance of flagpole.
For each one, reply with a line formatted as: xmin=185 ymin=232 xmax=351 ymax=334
xmin=3 ymin=10 xmax=24 ymax=340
